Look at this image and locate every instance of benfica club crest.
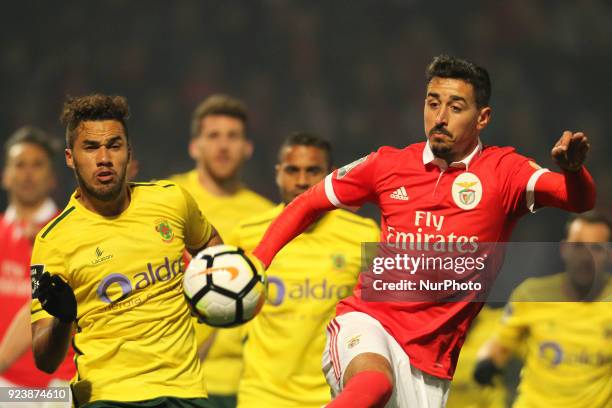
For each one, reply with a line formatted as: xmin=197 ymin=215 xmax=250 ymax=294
xmin=452 ymin=172 xmax=482 ymax=210
xmin=155 ymin=218 xmax=174 ymax=243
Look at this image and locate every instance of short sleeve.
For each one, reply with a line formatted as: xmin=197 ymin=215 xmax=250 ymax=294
xmin=497 ymin=149 xmax=549 ymax=217
xmin=324 ymin=152 xmax=378 ymax=208
xmin=180 ymin=186 xmax=213 ymax=251
xmin=30 ymin=238 xmax=67 ymax=323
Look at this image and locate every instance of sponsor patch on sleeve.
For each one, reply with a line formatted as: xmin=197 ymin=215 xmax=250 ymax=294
xmin=336 ymin=156 xmax=367 ymax=179
xmin=30 ymin=264 xmax=45 ymax=299
xmin=528 ymin=161 xmax=542 ymax=170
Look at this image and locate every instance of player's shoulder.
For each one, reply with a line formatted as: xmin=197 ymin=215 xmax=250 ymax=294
xmin=345 ymin=144 xmax=421 ymax=174
xmin=130 ymin=179 xmax=191 ymax=209
xmin=511 ymin=273 xmax=564 ymax=301
xmin=480 ymin=145 xmax=533 ymax=165
xmin=130 ymin=179 xmax=182 ymax=195
xmin=236 ymin=188 xmax=274 ymax=210
xmin=167 ymin=170 xmax=193 ymax=187
xmin=36 ymin=204 xmax=78 ymax=243
xmin=374 ymin=143 xmax=423 ymax=158
xmin=235 ymin=204 xmax=282 ymax=233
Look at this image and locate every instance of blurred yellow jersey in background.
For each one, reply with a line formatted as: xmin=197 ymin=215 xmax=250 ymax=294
xmin=230 ymin=204 xmax=379 ymax=408
xmin=170 ymin=169 xmax=273 ymax=396
xmin=495 ymin=273 xmax=612 ymax=408
xmin=446 ymin=305 xmax=507 ymax=408
xmin=30 ymin=182 xmax=213 ymax=405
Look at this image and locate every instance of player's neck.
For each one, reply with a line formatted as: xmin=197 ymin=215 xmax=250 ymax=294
xmin=196 ymin=166 xmax=242 ymax=196
xmin=77 ymin=186 xmax=131 ymax=217
xmin=436 ymin=139 xmax=480 ymax=165
xmin=8 ymin=196 xmax=49 ymax=222
xmin=562 ymin=272 xmax=605 ymax=301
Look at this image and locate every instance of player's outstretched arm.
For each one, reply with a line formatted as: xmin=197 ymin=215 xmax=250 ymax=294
xmin=0 ymin=303 xmax=32 ymax=374
xmin=253 ymin=182 xmax=335 ymax=268
xmin=535 ymin=131 xmax=595 ymax=212
xmin=31 ymin=272 xmax=75 ymax=373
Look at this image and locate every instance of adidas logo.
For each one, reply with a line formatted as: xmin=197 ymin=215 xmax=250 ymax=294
xmin=390 ymin=186 xmax=409 ymax=200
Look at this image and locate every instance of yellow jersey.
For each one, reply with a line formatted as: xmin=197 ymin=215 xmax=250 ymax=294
xmin=495 ymin=273 xmax=612 ymax=408
xmin=446 ymin=305 xmax=506 ymax=408
xmin=169 ymin=169 xmax=273 ymax=395
xmin=30 ymin=181 xmax=213 ymax=406
xmin=230 ymin=204 xmax=379 ymax=408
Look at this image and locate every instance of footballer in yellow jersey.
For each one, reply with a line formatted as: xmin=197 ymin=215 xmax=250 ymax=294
xmin=232 ymin=133 xmax=379 ymax=408
xmin=170 ymin=94 xmax=273 ymax=406
xmin=445 ymin=306 xmax=506 ymax=408
xmin=30 ymin=94 xmax=223 ymax=407
xmin=477 ymin=212 xmax=612 ymax=408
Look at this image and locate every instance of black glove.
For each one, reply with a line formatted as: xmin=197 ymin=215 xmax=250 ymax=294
xmin=473 ymin=358 xmax=501 ymax=386
xmin=36 ymin=272 xmax=77 ymax=323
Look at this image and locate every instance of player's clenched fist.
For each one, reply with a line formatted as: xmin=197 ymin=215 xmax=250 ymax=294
xmin=36 ymin=272 xmax=77 ymax=323
xmin=551 ymin=130 xmax=590 ymax=172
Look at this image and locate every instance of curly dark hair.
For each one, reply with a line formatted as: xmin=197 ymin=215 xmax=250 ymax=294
xmin=60 ymin=94 xmax=130 ymax=148
xmin=426 ymin=55 xmax=491 ymax=108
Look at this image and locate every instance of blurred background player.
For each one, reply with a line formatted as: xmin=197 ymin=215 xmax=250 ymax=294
xmin=30 ymin=94 xmax=223 ymax=407
xmin=444 ymin=304 xmax=506 ymax=408
xmin=251 ymin=55 xmax=596 ymax=408
xmin=0 ymin=127 xmax=75 ymax=406
xmin=231 ymin=133 xmax=379 ymax=408
xmin=169 ymin=94 xmax=273 ymax=408
xmin=475 ymin=211 xmax=612 ymax=408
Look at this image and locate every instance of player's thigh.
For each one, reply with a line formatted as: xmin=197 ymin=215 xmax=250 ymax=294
xmin=388 ymin=345 xmax=450 ymax=408
xmin=322 ymin=312 xmax=394 ymax=397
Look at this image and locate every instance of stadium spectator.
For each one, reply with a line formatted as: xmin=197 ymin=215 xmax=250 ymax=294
xmin=475 ymin=211 xmax=611 ymax=408
xmin=169 ymin=94 xmax=273 ymax=408
xmin=251 ymin=55 xmax=596 ymax=407
xmin=30 ymin=94 xmax=223 ymax=407
xmin=231 ymin=132 xmax=378 ymax=407
xmin=0 ymin=127 xmax=75 ymax=407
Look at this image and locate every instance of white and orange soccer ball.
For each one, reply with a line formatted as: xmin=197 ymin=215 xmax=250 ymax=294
xmin=183 ymin=244 xmax=266 ymax=327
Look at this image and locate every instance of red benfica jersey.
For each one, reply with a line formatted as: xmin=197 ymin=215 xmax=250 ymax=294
xmin=0 ymin=199 xmax=75 ymax=386
xmin=324 ymin=141 xmax=548 ymax=379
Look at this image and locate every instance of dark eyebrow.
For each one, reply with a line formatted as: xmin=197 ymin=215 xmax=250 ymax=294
xmin=449 ymin=95 xmax=468 ymax=104
xmin=426 ymin=92 xmax=440 ymax=99
xmin=82 ymin=136 xmax=123 ymax=146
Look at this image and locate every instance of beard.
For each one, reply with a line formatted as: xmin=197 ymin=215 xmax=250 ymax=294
xmin=203 ymin=157 xmax=241 ymax=184
xmin=428 ymin=125 xmax=456 ymax=161
xmin=74 ymin=163 xmax=127 ymax=202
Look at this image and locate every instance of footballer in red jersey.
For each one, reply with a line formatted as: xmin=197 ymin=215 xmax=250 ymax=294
xmin=0 ymin=127 xmax=75 ymax=393
xmin=253 ymin=55 xmax=595 ymax=408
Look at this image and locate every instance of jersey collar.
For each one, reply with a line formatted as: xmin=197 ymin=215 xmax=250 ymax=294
xmin=4 ymin=198 xmax=57 ymax=224
xmin=422 ymin=139 xmax=482 ymax=171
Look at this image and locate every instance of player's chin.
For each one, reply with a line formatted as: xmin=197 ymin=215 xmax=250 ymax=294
xmin=91 ymin=182 xmax=123 ymax=201
xmin=210 ymin=165 xmax=239 ymax=180
xmin=430 ymin=141 xmax=453 ymax=156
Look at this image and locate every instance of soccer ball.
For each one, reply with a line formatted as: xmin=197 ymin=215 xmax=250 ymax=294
xmin=183 ymin=244 xmax=266 ymax=327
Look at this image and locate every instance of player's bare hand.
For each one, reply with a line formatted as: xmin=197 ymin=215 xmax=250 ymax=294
xmin=551 ymin=131 xmax=590 ymax=172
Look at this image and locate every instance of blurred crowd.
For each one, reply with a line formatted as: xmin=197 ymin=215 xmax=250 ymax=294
xmin=1 ymin=0 xmax=610 ymax=236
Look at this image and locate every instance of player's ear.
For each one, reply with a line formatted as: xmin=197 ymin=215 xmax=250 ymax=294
xmin=243 ymin=139 xmax=253 ymax=160
xmin=476 ymin=106 xmax=492 ymax=131
xmin=188 ymin=138 xmax=200 ymax=160
xmin=65 ymin=148 xmax=74 ymax=169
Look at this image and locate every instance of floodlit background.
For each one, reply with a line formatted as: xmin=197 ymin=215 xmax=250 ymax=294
xmin=1 ymin=0 xmax=610 ymax=239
